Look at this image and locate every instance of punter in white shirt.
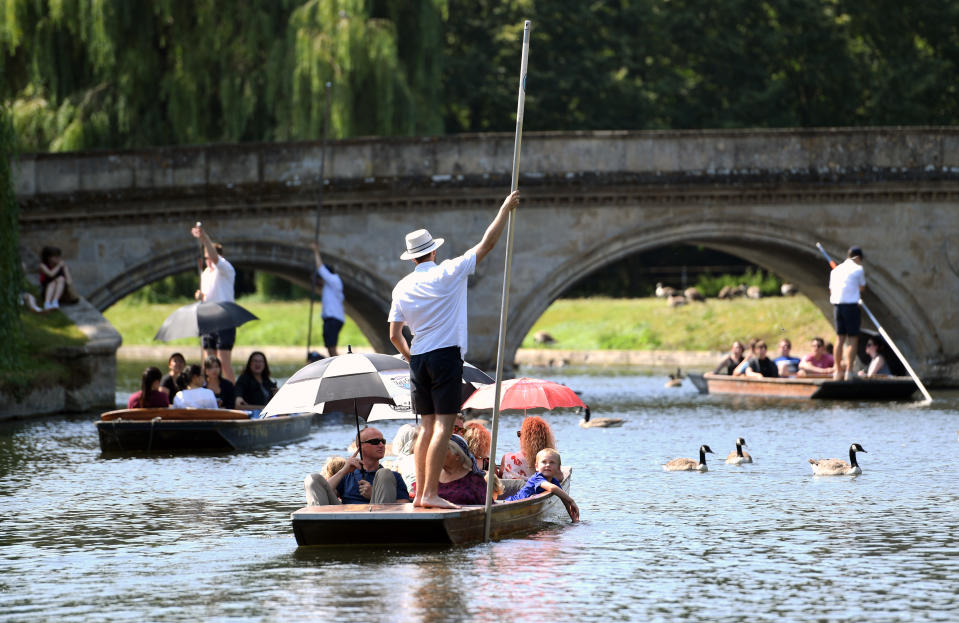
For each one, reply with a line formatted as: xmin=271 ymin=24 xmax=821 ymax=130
xmin=312 ymin=242 xmax=345 ymax=357
xmin=389 ymin=190 xmax=520 ymax=509
xmin=829 ymin=245 xmax=867 ymax=380
xmin=191 ymin=224 xmax=237 ymax=382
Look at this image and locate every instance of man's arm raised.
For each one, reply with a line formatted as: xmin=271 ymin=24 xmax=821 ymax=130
xmin=191 ymin=224 xmax=219 ymax=265
xmin=471 ymin=190 xmax=520 ymax=263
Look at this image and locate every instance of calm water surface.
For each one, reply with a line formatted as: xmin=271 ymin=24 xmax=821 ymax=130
xmin=2 ymin=365 xmax=958 ymax=622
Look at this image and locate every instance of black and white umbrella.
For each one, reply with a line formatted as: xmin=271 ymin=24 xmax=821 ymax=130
xmin=154 ymin=301 xmax=258 ymax=341
xmin=366 ymin=358 xmax=494 ymax=422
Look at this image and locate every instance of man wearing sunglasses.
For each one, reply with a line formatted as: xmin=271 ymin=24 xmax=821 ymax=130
xmin=304 ymin=427 xmax=409 ymax=505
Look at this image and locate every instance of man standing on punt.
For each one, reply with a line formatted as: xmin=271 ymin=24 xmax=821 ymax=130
xmin=389 ymin=190 xmax=520 ymax=509
xmin=829 ymin=246 xmax=867 ymax=381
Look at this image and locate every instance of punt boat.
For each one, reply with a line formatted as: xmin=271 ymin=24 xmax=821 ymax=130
xmin=291 ymin=467 xmax=572 ymax=546
xmin=688 ymin=372 xmax=918 ymax=400
xmin=96 ymin=408 xmax=313 ymax=453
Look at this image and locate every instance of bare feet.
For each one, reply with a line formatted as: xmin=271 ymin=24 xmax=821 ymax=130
xmin=833 ymin=364 xmax=845 ymax=381
xmin=417 ymin=495 xmax=460 ymax=509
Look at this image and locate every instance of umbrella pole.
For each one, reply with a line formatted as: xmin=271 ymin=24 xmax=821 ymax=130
xmin=354 ymin=397 xmax=363 ymax=462
xmin=196 ymin=222 xmax=205 ymax=363
xmin=484 ymin=20 xmax=530 ymax=543
xmin=306 ymin=82 xmax=333 ymax=361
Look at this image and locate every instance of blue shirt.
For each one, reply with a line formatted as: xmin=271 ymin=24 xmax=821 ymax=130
xmin=774 ymin=355 xmax=801 ymax=374
xmin=336 ymin=465 xmax=409 ymax=504
xmin=503 ymin=472 xmax=561 ymax=502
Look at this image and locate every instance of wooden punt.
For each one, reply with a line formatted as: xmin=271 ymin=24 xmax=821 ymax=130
xmin=291 ymin=468 xmax=572 ymax=547
xmin=96 ymin=408 xmax=313 ymax=453
xmin=688 ymin=373 xmax=918 ymax=400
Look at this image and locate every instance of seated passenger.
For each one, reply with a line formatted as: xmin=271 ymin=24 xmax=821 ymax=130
xmin=499 ymin=415 xmax=555 ymax=481
xmin=234 ymin=351 xmax=278 ymax=410
xmin=159 ymin=353 xmax=186 ymax=398
xmin=859 ymin=337 xmax=891 ymax=377
xmin=503 ymin=448 xmax=579 ymax=522
xmin=410 ymin=434 xmax=488 ymax=505
xmin=172 ymin=364 xmax=219 ymax=409
xmin=388 ymin=423 xmax=418 ymax=491
xmin=463 ymin=421 xmax=492 ymax=471
xmin=797 ymin=336 xmax=836 ymax=378
xmin=733 ymin=339 xmax=759 ymax=376
xmin=303 ymin=427 xmax=409 ymax=505
xmin=773 ymin=338 xmax=801 ymax=376
xmin=127 ymin=366 xmax=170 ymax=409
xmin=713 ymin=341 xmax=745 ymax=375
xmin=744 ymin=340 xmax=779 ymax=378
xmin=203 ymin=355 xmax=236 ymax=409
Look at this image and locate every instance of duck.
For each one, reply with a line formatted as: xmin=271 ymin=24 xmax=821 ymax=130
xmin=665 ymin=368 xmax=683 ymax=388
xmin=663 ymin=445 xmax=714 ymax=472
xmin=725 ymin=437 xmax=753 ymax=464
xmin=808 ymin=443 xmax=867 ymax=476
xmin=578 ymin=406 xmax=624 ymax=428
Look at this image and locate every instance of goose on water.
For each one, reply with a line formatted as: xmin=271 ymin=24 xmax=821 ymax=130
xmin=725 ymin=437 xmax=753 ymax=464
xmin=808 ymin=443 xmax=867 ymax=476
xmin=665 ymin=368 xmax=683 ymax=388
xmin=663 ymin=445 xmax=714 ymax=472
xmin=578 ymin=406 xmax=624 ymax=428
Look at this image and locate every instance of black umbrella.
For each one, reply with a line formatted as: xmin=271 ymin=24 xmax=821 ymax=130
xmin=154 ymin=301 xmax=258 ymax=341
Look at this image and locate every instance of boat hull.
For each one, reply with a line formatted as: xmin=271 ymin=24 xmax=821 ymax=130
xmin=291 ymin=469 xmax=571 ymax=546
xmin=96 ymin=409 xmax=313 ymax=452
xmin=693 ymin=373 xmax=918 ymax=400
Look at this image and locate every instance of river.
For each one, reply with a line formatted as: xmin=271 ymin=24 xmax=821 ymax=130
xmin=2 ymin=363 xmax=958 ymax=622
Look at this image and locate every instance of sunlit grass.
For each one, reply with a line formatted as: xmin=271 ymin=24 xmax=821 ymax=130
xmin=1 ymin=309 xmax=89 ymax=396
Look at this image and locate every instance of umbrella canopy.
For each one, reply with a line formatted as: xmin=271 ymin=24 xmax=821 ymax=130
xmin=154 ymin=301 xmax=258 ymax=342
xmin=261 ymin=352 xmax=408 ymax=418
xmin=461 ymin=377 xmax=586 ymax=412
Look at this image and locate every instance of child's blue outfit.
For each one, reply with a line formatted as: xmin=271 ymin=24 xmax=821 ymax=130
xmin=503 ymin=472 xmax=561 ymax=501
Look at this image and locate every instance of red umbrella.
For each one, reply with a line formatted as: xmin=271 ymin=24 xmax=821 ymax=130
xmin=461 ymin=377 xmax=586 ymax=412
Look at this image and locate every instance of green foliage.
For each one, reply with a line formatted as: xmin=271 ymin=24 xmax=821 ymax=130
xmin=0 ymin=105 xmax=23 ymax=372
xmin=251 ymin=272 xmax=310 ymax=301
xmin=695 ymin=269 xmax=783 ymax=298
xmin=0 ymin=308 xmax=88 ymax=398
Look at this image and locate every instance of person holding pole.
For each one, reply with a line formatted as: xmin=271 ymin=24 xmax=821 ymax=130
xmin=311 ymin=242 xmax=345 ymax=357
xmin=388 ymin=190 xmax=520 ymax=509
xmin=191 ymin=223 xmax=237 ymax=382
xmin=829 ymin=246 xmax=867 ymax=381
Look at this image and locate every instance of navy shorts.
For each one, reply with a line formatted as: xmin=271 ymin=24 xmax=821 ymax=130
xmin=409 ymin=346 xmax=463 ymax=415
xmin=202 ymin=327 xmax=236 ymax=351
xmin=834 ymin=303 xmax=861 ymax=336
xmin=322 ymin=317 xmax=344 ymax=348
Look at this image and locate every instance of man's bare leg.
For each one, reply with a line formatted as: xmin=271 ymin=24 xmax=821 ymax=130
xmin=411 ymin=414 xmax=435 ymax=507
xmin=844 ymin=336 xmax=859 ymax=380
xmin=834 ymin=335 xmax=847 ymax=380
xmin=218 ymin=349 xmax=235 ymax=383
xmin=418 ymin=413 xmax=458 ymax=509
xmin=328 ymin=346 xmax=338 ymax=357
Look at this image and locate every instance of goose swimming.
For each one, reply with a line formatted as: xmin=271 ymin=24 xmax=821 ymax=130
xmin=664 ymin=445 xmax=714 ymax=472
xmin=808 ymin=443 xmax=867 ymax=476
xmin=725 ymin=437 xmax=753 ymax=464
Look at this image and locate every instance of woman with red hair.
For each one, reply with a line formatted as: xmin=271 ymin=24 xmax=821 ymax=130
xmin=498 ymin=416 xmax=555 ymax=481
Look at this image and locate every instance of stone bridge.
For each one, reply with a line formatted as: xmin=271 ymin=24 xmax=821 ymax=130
xmin=15 ymin=128 xmax=959 ymax=382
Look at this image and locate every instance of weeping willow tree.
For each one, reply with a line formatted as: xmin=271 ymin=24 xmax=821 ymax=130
xmin=0 ymin=106 xmax=23 ymax=370
xmin=0 ymin=0 xmax=446 ymax=151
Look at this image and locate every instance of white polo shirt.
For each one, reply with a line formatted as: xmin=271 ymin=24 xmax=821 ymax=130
xmin=317 ymin=264 xmax=345 ymax=321
xmin=200 ymin=257 xmax=236 ymax=303
xmin=389 ymin=250 xmax=476 ymax=357
xmin=829 ymin=258 xmax=866 ymax=304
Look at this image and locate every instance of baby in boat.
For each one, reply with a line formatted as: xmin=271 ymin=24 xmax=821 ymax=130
xmin=502 ymin=448 xmax=579 ymax=522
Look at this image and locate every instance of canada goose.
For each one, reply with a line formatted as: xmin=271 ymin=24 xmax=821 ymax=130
xmin=746 ymin=285 xmax=762 ymax=299
xmin=667 ymin=294 xmax=687 ymax=307
xmin=780 ymin=283 xmax=798 ymax=296
xmin=578 ymin=406 xmax=624 ymax=428
xmin=717 ymin=285 xmax=734 ymax=300
xmin=663 ymin=445 xmax=714 ymax=472
xmin=808 ymin=443 xmax=867 ymax=476
xmin=665 ymin=368 xmax=683 ymax=388
xmin=725 ymin=437 xmax=753 ymax=464
xmin=533 ymin=330 xmax=556 ymax=345
xmin=655 ymin=282 xmax=675 ymax=298
xmin=684 ymin=287 xmax=705 ymax=302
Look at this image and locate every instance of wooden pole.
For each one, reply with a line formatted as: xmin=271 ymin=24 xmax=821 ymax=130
xmin=484 ymin=20 xmax=530 ymax=543
xmin=306 ymin=82 xmax=332 ymax=361
xmin=815 ymin=242 xmax=933 ymax=403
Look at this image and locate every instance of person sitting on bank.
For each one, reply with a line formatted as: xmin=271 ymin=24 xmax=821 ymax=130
xmin=797 ymin=336 xmax=836 ymax=378
xmin=303 ymin=427 xmax=409 ymax=506
xmin=744 ymin=340 xmax=779 ymax=378
xmin=714 ymin=340 xmax=745 ymax=375
xmin=409 ymin=435 xmax=489 ymax=506
xmin=172 ymin=364 xmax=219 ymax=409
xmin=234 ymin=351 xmax=278 ymax=410
xmin=733 ymin=338 xmax=759 ymax=376
xmin=773 ymin=338 xmax=801 ymax=376
xmin=203 ymin=355 xmax=236 ymax=409
xmin=503 ymin=448 xmax=579 ymax=522
xmin=159 ymin=353 xmax=186 ymax=398
xmin=127 ymin=366 xmax=170 ymax=409
xmin=38 ymin=246 xmax=79 ymax=310
xmin=859 ymin=336 xmax=891 ymax=378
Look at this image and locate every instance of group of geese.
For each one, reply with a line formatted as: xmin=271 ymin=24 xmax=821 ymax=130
xmin=663 ymin=437 xmax=869 ymax=476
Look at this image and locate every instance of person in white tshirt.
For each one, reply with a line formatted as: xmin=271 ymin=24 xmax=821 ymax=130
xmin=828 ymin=246 xmax=867 ymax=381
xmin=312 ymin=242 xmax=345 ymax=357
xmin=172 ymin=364 xmax=219 ymax=409
xmin=389 ymin=190 xmax=520 ymax=509
xmin=191 ymin=224 xmax=237 ymax=382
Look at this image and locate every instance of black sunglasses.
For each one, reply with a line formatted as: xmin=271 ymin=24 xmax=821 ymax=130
xmin=361 ymin=438 xmax=387 ymax=446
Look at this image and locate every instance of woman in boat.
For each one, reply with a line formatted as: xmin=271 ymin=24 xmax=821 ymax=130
xmin=172 ymin=364 xmax=219 ymax=409
xmin=388 ymin=423 xmax=418 ymax=491
xmin=234 ymin=351 xmax=278 ymax=410
xmin=499 ymin=415 xmax=555 ymax=482
xmin=409 ymin=435 xmax=488 ymax=505
xmin=713 ymin=340 xmax=745 ymax=375
xmin=159 ymin=352 xmax=186 ymax=398
xmin=463 ymin=421 xmax=492 ymax=472
xmin=859 ymin=337 xmax=891 ymax=377
xmin=127 ymin=366 xmax=170 ymax=409
xmin=203 ymin=355 xmax=236 ymax=409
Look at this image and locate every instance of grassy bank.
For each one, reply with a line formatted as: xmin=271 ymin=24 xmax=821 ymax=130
xmin=1 ymin=310 xmax=89 ymax=397
xmin=106 ymin=296 xmax=834 ymax=353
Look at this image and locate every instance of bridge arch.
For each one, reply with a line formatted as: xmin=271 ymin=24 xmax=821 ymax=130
xmin=94 ymin=241 xmax=394 ymax=353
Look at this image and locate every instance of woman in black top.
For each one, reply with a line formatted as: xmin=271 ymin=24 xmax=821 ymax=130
xmin=713 ymin=340 xmax=745 ymax=375
xmin=203 ymin=355 xmax=236 ymax=409
xmin=234 ymin=351 xmax=278 ymax=409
